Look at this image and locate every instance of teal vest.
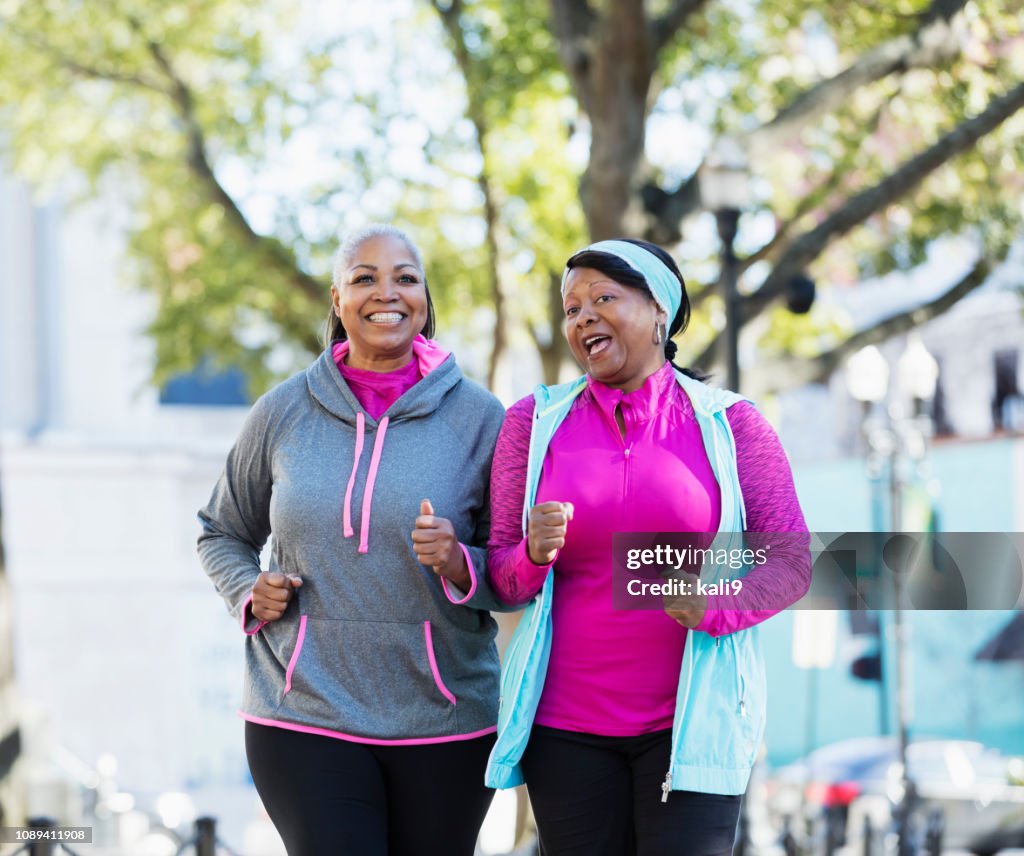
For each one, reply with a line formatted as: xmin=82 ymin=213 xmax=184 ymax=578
xmin=485 ymin=370 xmax=767 ymax=796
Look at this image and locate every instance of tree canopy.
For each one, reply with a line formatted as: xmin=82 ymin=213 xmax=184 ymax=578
xmin=1 ymin=0 xmax=1020 ymax=394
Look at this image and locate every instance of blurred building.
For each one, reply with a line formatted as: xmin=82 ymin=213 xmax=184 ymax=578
xmin=769 ymin=236 xmax=1024 ymax=460
xmin=760 ymin=238 xmax=1024 ymax=765
xmin=0 ymin=172 xmax=276 ymax=849
xmin=0 ymin=549 xmax=21 ymax=827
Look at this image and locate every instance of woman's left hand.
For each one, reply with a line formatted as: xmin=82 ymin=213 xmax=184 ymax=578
xmin=664 ymin=589 xmax=707 ymax=629
xmin=412 ymin=498 xmax=471 ymax=590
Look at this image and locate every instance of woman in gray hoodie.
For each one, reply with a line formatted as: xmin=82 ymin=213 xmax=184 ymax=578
xmin=197 ymin=225 xmax=508 ymax=855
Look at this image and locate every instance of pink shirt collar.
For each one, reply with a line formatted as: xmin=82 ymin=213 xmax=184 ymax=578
xmin=330 ymin=334 xmax=451 ymax=377
xmin=584 ymin=361 xmax=679 ymax=425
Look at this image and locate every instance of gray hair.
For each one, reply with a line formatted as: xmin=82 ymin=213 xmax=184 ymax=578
xmin=331 ymin=224 xmax=424 ymax=291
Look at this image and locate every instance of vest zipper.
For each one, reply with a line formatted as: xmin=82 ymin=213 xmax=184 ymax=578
xmin=662 ymin=636 xmax=695 ymax=801
xmin=731 ymin=635 xmax=747 ymax=717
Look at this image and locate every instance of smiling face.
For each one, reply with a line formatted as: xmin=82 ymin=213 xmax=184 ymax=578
xmin=331 ymin=234 xmax=429 ymax=371
xmin=562 ymin=266 xmax=668 ymax=392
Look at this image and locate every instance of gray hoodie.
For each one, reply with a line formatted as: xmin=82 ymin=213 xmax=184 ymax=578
xmin=198 ymin=344 xmax=508 ymax=742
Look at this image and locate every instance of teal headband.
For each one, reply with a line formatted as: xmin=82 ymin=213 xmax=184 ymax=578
xmin=560 ymin=239 xmax=682 ymax=323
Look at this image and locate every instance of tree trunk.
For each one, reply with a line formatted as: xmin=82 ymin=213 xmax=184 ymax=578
xmin=581 ymin=2 xmax=653 ymax=240
xmin=551 ymin=0 xmax=655 ymax=241
xmin=534 ymin=272 xmax=573 ymax=385
xmin=432 ymin=0 xmax=508 ymax=390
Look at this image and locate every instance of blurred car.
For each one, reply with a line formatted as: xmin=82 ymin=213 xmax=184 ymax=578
xmin=764 ymin=737 xmax=1024 ymax=854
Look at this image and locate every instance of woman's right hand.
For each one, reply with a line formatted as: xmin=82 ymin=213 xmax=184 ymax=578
xmin=527 ymin=501 xmax=574 ymax=566
xmin=251 ymin=571 xmax=303 ymax=622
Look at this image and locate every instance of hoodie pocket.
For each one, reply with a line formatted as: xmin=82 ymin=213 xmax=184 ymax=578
xmin=282 ymin=615 xmax=308 ymax=696
xmin=424 ymin=620 xmax=457 ymax=705
xmin=275 ymin=617 xmax=459 ymax=736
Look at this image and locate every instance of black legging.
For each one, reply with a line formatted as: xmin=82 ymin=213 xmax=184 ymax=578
xmin=521 ymin=725 xmax=742 ymax=856
xmin=245 ymin=722 xmax=494 ymax=856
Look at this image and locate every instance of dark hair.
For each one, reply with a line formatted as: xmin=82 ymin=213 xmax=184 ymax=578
xmin=323 ymin=225 xmax=437 ymax=348
xmin=565 ymin=238 xmax=706 ymax=380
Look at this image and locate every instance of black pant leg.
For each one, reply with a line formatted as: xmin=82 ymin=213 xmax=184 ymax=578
xmin=374 ymin=734 xmax=496 ymax=856
xmin=628 ymin=731 xmax=742 ymax=856
xmin=521 ymin=726 xmax=635 ymax=856
xmin=244 ymin=722 xmax=388 ymax=856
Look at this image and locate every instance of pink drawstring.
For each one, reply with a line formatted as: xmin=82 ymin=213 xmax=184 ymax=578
xmin=343 ymin=412 xmax=365 ymax=538
xmin=358 ymin=416 xmax=389 ymax=554
xmin=342 ymin=413 xmax=390 ymax=554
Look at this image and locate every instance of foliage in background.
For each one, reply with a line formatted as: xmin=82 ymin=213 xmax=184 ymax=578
xmin=0 ymin=0 xmax=1021 ymax=394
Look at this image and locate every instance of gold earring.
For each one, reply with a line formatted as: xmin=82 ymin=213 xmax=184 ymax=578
xmin=653 ymin=320 xmax=663 ymax=346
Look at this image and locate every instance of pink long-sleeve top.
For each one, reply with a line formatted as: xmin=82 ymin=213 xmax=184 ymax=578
xmin=487 ymin=362 xmax=809 ymax=737
xmin=333 ymin=342 xmax=423 ymax=419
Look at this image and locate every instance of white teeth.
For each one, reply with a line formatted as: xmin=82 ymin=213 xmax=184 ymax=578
xmin=367 ymin=312 xmax=404 ymax=323
xmin=584 ymin=335 xmax=610 ymax=353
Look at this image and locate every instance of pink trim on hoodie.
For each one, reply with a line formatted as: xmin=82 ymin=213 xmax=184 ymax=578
xmin=282 ymin=614 xmax=308 ymax=695
xmin=240 ymin=713 xmax=495 ymax=746
xmin=441 ymin=543 xmax=479 ymax=605
xmin=343 ymin=412 xmax=366 ymax=539
xmin=241 ymin=594 xmax=268 ymax=636
xmin=358 ymin=416 xmax=389 ymax=554
xmin=332 ymin=335 xmax=453 ymax=553
xmin=423 ymin=620 xmax=457 ymax=706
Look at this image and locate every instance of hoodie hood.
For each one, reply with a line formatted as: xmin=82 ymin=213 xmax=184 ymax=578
xmin=307 ymin=335 xmax=460 ymax=426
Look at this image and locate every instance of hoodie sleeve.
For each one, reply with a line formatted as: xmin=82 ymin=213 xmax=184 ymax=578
xmin=441 ymin=507 xmax=523 ymax=614
xmin=486 ymin=397 xmax=553 ymax=607
xmin=440 ymin=398 xmax=523 ymax=613
xmin=197 ymin=393 xmax=278 ymax=634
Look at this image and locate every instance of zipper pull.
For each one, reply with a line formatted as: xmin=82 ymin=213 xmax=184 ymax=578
xmin=661 ymin=771 xmax=672 ymax=803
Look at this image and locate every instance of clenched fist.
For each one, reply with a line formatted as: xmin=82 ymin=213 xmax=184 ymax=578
xmin=412 ymin=498 xmax=470 ymax=590
xmin=664 ymin=583 xmax=707 ymax=629
xmin=527 ymin=501 xmax=574 ymax=566
xmin=251 ymin=571 xmax=303 ymax=622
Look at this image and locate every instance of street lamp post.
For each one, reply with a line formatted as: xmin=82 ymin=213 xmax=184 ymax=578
xmin=702 ymin=137 xmax=750 ymax=393
xmin=847 ymin=336 xmax=938 ymax=853
xmin=846 ymin=345 xmax=891 ymax=736
xmin=717 ymin=209 xmax=742 ymax=394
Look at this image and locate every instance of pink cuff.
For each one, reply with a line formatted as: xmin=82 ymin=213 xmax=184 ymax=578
xmin=693 ymin=593 xmax=783 ymax=636
xmin=441 ymin=543 xmax=478 ymax=605
xmin=240 ymin=593 xmax=268 ymax=636
xmin=511 ymin=539 xmax=555 ymax=603
xmin=516 ymin=537 xmax=557 ymax=574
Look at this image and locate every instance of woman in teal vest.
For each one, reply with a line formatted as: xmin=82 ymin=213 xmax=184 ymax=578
xmin=485 ymin=239 xmax=811 ymax=855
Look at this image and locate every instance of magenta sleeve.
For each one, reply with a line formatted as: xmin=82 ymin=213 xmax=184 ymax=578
xmin=486 ymin=396 xmax=553 ymax=606
xmin=695 ymin=401 xmax=812 ymax=636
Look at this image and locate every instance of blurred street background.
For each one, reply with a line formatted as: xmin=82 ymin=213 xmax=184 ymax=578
xmin=0 ymin=0 xmax=1023 ymax=853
